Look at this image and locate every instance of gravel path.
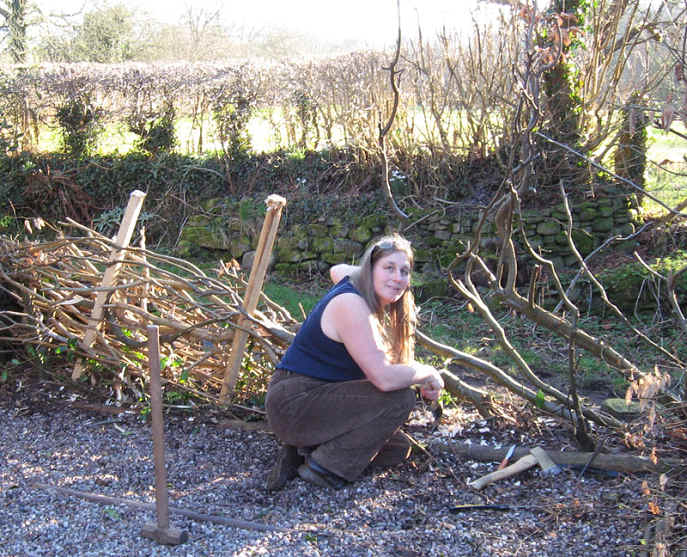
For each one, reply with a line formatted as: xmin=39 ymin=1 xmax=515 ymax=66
xmin=1 ymin=381 xmax=648 ymax=556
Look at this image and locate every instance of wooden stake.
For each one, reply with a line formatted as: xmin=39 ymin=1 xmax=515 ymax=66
xmin=219 ymin=194 xmax=286 ymax=402
xmin=140 ymin=226 xmax=150 ymax=314
xmin=72 ymin=190 xmax=146 ymax=380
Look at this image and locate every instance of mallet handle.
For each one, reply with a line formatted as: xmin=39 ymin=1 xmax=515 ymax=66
xmin=148 ymin=325 xmax=170 ymax=529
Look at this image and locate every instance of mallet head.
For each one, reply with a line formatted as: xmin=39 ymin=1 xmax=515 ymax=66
xmin=141 ymin=523 xmax=189 ymax=545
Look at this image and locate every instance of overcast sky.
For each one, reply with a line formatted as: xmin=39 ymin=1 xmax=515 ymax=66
xmin=34 ymin=0 xmax=502 ymax=48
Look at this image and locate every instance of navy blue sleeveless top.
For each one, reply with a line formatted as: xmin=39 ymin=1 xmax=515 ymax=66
xmin=277 ymin=277 xmax=366 ymax=382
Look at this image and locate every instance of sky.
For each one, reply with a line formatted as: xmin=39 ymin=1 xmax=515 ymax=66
xmin=34 ymin=0 xmax=501 ymax=49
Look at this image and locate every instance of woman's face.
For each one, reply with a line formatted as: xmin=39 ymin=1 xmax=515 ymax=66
xmin=372 ymin=250 xmax=411 ymax=306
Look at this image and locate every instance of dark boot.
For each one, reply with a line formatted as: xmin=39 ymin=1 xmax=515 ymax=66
xmin=297 ymin=458 xmax=347 ymax=490
xmin=266 ymin=445 xmax=303 ymax=491
xmin=370 ymin=430 xmax=413 ymax=468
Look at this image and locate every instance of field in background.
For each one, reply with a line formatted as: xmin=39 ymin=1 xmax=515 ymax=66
xmin=36 ymin=109 xmax=329 ymax=156
xmin=644 ymin=122 xmax=687 ymax=216
xmin=35 ymin=115 xmax=687 ymax=219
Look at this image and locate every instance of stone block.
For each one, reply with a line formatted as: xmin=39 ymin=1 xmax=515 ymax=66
xmin=602 ymin=398 xmax=641 ymax=420
xmin=536 ymin=220 xmax=561 ymax=235
xmin=578 ymin=207 xmax=597 ymax=222
xmin=591 ymin=217 xmax=614 ymax=232
xmin=350 ymin=225 xmax=372 ymax=243
xmin=571 ymin=228 xmax=595 ymax=256
xmin=599 ymin=205 xmax=614 ymax=217
xmin=312 ymin=237 xmax=334 ymax=252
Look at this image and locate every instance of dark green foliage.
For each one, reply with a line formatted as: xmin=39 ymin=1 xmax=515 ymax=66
xmin=56 ymin=98 xmax=102 ymax=157
xmin=0 ymin=142 xmax=585 ymax=247
xmin=213 ymin=95 xmax=253 ymax=162
xmin=614 ymin=92 xmax=648 ymax=196
xmin=293 ymin=88 xmax=317 ymax=150
xmin=128 ymin=103 xmax=177 ymax=155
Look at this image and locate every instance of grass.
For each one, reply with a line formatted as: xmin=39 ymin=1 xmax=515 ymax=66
xmin=262 ymin=280 xmax=325 ymax=320
xmin=643 ymin=122 xmax=687 ymax=216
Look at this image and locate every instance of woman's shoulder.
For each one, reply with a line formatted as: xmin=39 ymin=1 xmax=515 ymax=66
xmin=321 ymin=291 xmax=372 ymax=341
xmin=329 ymin=275 xmax=360 ymax=296
xmin=321 ymin=276 xmax=368 ymax=320
xmin=326 ymin=290 xmax=369 ymax=316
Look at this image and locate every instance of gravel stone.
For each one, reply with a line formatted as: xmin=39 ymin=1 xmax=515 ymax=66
xmin=0 ymin=385 xmax=647 ymax=556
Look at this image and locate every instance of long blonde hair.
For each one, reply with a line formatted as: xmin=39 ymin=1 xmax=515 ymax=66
xmin=350 ymin=233 xmax=417 ymax=364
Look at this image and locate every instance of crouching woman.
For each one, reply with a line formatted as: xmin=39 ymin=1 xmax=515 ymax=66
xmin=265 ymin=234 xmax=444 ymax=489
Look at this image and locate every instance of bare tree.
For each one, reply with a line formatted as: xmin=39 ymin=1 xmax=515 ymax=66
xmin=415 ymin=0 xmax=687 ymax=446
xmin=0 ymin=0 xmax=27 ymax=63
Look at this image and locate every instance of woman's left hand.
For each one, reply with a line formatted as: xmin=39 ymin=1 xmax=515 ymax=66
xmin=420 ymin=385 xmax=442 ymax=401
xmin=419 ymin=371 xmax=444 ymax=401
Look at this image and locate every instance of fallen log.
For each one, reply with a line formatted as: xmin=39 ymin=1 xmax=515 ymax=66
xmin=436 ymin=440 xmax=681 ymax=474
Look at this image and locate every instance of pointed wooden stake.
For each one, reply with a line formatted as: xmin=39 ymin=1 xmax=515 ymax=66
xmin=72 ymin=190 xmax=146 ymax=380
xmin=219 ymin=194 xmax=286 ymax=403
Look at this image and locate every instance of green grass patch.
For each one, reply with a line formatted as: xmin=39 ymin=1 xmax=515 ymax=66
xmin=262 ymin=281 xmax=325 ymax=320
xmin=643 ymin=122 xmax=687 ymax=216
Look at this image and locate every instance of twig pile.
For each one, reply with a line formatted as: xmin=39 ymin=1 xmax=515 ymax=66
xmin=0 ymin=221 xmax=298 ymax=404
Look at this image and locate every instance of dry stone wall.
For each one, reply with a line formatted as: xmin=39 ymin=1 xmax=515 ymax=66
xmin=177 ymin=191 xmax=638 ymax=298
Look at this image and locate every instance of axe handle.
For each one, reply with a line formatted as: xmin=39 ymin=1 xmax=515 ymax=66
xmin=468 ymin=454 xmax=538 ymax=490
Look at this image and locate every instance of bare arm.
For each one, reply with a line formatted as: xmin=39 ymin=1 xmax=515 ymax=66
xmin=323 ymin=293 xmax=443 ymax=397
xmin=330 ymin=264 xmax=359 ymax=284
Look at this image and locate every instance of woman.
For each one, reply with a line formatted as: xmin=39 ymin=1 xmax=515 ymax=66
xmin=265 ymin=233 xmax=444 ymax=489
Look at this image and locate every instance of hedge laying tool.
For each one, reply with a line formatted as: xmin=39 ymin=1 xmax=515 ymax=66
xmin=497 ymin=444 xmax=516 ymax=470
xmin=468 ymin=446 xmax=560 ymax=490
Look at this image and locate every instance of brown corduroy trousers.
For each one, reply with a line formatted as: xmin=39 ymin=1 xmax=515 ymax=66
xmin=265 ymin=369 xmax=416 ymax=481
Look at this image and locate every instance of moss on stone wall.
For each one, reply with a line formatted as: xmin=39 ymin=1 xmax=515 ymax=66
xmin=177 ymin=191 xmax=640 ymax=301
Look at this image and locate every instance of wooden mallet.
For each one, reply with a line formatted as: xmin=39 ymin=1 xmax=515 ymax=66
xmin=140 ymin=325 xmax=189 ymax=545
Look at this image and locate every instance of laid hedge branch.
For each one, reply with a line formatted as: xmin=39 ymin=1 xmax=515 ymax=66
xmin=416 ymin=331 xmax=623 ymax=429
xmin=0 ymin=224 xmax=299 ymax=404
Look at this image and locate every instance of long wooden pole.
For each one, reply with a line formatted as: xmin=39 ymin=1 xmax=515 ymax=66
xmin=219 ymin=194 xmax=286 ymax=402
xmin=72 ymin=190 xmax=146 ymax=379
xmin=443 ymin=440 xmax=678 ymax=474
xmin=31 ymin=482 xmax=285 ymax=533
